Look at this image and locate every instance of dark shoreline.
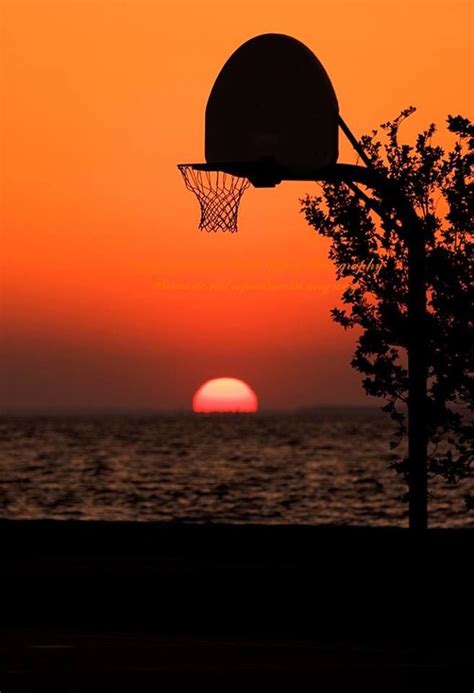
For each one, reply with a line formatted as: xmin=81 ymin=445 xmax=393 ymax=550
xmin=1 ymin=520 xmax=473 ymax=688
xmin=2 ymin=516 xmax=473 ymax=552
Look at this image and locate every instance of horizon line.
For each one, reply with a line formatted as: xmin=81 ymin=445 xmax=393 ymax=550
xmin=0 ymin=404 xmax=386 ymax=416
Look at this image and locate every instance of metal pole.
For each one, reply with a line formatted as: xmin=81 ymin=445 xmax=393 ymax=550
xmin=406 ymin=218 xmax=428 ymax=530
xmin=313 ymin=162 xmax=429 ymax=529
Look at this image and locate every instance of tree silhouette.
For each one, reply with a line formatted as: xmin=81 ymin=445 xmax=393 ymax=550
xmin=301 ymin=109 xmax=473 ymax=509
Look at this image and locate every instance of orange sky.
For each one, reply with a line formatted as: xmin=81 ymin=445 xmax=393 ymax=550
xmin=1 ymin=0 xmax=473 ymax=410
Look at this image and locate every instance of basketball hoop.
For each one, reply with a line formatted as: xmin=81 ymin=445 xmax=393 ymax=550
xmin=178 ymin=164 xmax=250 ymax=233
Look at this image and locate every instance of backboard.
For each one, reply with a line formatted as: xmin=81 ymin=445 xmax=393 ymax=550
xmin=205 ymin=33 xmax=339 ymax=186
xmin=178 ymin=33 xmax=340 ymax=230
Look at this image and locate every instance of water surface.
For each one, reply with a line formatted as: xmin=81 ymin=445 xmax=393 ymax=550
xmin=0 ymin=410 xmax=472 ymax=527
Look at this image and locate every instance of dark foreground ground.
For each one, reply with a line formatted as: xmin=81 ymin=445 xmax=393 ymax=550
xmin=0 ymin=520 xmax=473 ymax=691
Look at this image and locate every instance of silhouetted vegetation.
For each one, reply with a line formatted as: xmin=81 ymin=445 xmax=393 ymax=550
xmin=301 ymin=109 xmax=473 ymax=508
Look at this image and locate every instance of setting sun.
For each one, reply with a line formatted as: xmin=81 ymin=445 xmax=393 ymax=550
xmin=193 ymin=377 xmax=258 ymax=413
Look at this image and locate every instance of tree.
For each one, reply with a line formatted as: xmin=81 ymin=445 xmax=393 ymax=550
xmin=300 ymin=108 xmax=473 ymax=511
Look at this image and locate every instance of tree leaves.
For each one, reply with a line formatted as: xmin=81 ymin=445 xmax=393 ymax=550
xmin=300 ymin=110 xmax=474 ymax=503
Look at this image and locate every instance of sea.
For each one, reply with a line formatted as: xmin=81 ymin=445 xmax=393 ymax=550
xmin=1 ymin=409 xmax=472 ymax=528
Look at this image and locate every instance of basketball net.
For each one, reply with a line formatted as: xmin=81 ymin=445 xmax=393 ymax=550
xmin=178 ymin=165 xmax=250 ymax=232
